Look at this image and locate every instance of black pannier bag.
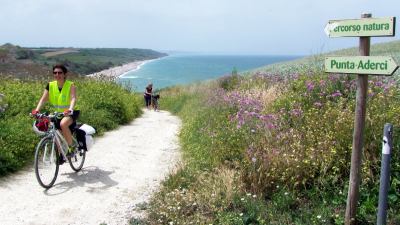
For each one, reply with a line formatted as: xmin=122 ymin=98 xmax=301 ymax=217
xmin=75 ymin=128 xmax=87 ymax=151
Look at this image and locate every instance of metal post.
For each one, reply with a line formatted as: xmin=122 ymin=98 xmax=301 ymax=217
xmin=377 ymin=124 xmax=393 ymax=225
xmin=345 ymin=13 xmax=371 ymax=225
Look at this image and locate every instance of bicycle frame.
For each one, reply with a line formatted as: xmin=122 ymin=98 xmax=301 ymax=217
xmin=53 ymin=129 xmax=69 ymax=161
xmin=38 ymin=113 xmax=77 ymax=161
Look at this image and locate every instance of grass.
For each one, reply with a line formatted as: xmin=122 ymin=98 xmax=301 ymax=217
xmin=143 ymin=40 xmax=400 ymax=224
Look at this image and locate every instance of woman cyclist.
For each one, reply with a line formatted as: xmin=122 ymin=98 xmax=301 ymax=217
xmin=32 ymin=64 xmax=80 ymax=155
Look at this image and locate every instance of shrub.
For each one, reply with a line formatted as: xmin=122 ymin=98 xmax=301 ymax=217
xmin=218 ymin=74 xmax=241 ymax=91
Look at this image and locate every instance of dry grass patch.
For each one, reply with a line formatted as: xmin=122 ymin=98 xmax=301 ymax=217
xmin=148 ymin=166 xmax=243 ymax=224
xmin=41 ymin=49 xmax=79 ymax=57
xmin=259 ymin=84 xmax=281 ymax=109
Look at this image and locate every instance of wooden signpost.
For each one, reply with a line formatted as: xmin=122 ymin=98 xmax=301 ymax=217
xmin=324 ymin=13 xmax=398 ymax=225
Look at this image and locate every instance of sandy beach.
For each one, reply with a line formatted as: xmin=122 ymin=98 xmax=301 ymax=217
xmin=86 ymin=60 xmax=152 ymax=78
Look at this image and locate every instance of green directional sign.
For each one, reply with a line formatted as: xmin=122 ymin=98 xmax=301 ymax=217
xmin=325 ymin=56 xmax=399 ymax=75
xmin=325 ymin=17 xmax=396 ymax=37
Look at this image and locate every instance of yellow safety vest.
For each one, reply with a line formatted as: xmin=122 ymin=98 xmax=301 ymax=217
xmin=48 ymin=80 xmax=78 ymax=112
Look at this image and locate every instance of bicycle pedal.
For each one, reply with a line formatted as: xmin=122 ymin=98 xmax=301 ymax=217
xmin=58 ymin=157 xmax=66 ymax=165
xmin=79 ymin=148 xmax=86 ymax=155
xmin=66 ymin=151 xmax=75 ymax=158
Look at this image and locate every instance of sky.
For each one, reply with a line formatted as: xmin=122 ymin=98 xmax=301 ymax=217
xmin=0 ymin=0 xmax=399 ymax=55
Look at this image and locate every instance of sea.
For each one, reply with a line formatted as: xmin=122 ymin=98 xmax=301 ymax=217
xmin=118 ymin=53 xmax=299 ymax=92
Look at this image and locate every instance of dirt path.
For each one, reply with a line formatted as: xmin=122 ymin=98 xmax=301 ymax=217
xmin=41 ymin=49 xmax=79 ymax=57
xmin=0 ymin=109 xmax=181 ymax=225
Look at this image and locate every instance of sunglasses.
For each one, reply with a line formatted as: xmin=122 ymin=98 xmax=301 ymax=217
xmin=53 ymin=71 xmax=63 ymax=75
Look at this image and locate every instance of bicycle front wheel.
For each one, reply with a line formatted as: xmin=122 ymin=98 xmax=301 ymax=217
xmin=68 ymin=147 xmax=86 ymax=172
xmin=34 ymin=137 xmax=59 ymax=189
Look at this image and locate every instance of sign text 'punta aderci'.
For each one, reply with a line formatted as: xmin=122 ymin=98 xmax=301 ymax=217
xmin=325 ymin=56 xmax=399 ymax=76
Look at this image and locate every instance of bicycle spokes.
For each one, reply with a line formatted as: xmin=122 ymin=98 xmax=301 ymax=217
xmin=34 ymin=137 xmax=59 ymax=189
xmin=41 ymin=143 xmax=55 ymax=166
xmin=68 ymin=147 xmax=85 ymax=172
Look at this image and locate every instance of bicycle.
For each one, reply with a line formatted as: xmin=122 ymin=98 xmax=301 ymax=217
xmin=31 ymin=112 xmax=88 ymax=189
xmin=151 ymin=94 xmax=160 ymax=111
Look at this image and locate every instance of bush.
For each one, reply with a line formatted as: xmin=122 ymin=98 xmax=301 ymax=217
xmin=76 ymin=78 xmax=142 ymax=134
xmin=218 ymin=74 xmax=241 ymax=91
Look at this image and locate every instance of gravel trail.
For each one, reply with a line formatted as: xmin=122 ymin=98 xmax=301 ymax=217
xmin=0 ymin=109 xmax=181 ymax=225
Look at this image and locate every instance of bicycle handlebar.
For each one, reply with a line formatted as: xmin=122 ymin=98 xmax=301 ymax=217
xmin=30 ymin=112 xmax=64 ymax=120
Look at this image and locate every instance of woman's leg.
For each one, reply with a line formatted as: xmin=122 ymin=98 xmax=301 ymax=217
xmin=144 ymin=96 xmax=148 ymax=108
xmin=145 ymin=96 xmax=151 ymax=109
xmin=60 ymin=116 xmax=73 ymax=146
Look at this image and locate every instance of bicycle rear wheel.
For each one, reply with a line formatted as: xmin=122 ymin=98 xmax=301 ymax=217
xmin=68 ymin=147 xmax=85 ymax=172
xmin=34 ymin=137 xmax=59 ymax=189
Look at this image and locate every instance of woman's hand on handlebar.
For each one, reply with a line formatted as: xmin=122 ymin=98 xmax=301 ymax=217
xmin=63 ymin=109 xmax=73 ymax=116
xmin=30 ymin=111 xmax=61 ymax=120
xmin=31 ymin=109 xmax=39 ymax=116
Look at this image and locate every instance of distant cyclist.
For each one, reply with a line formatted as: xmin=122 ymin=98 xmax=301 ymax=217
xmin=32 ymin=64 xmax=80 ymax=154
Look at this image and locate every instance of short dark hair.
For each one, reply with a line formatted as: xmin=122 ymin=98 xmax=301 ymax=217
xmin=52 ymin=64 xmax=68 ymax=74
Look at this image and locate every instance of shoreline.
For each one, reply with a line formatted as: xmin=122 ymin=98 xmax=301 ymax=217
xmin=86 ymin=59 xmax=153 ymax=78
xmin=119 ymin=59 xmax=155 ymax=78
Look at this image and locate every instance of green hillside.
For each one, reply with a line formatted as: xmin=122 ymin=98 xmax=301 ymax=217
xmin=144 ymin=40 xmax=400 ymax=224
xmin=31 ymin=47 xmax=167 ymax=75
xmin=253 ymin=40 xmax=400 ymax=77
xmin=0 ymin=44 xmax=166 ymax=78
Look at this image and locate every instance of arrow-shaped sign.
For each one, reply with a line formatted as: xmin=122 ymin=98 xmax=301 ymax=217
xmin=325 ymin=56 xmax=399 ymax=76
xmin=325 ymin=17 xmax=395 ymax=37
